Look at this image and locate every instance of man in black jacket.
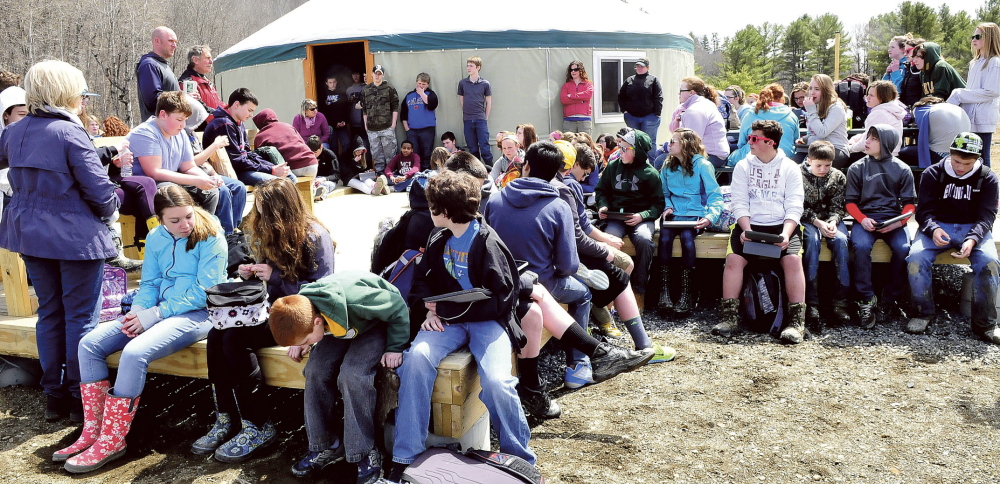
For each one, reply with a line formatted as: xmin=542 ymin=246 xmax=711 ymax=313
xmin=617 ymin=58 xmax=664 ymax=147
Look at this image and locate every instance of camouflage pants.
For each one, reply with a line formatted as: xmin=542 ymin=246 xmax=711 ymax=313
xmin=368 ymin=128 xmax=396 ymax=174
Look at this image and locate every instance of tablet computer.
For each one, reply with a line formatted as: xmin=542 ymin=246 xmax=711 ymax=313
xmin=874 ymin=212 xmax=914 ymax=229
xmin=744 ymin=231 xmax=784 ymax=244
xmin=604 ymin=212 xmax=635 ymax=221
xmin=423 ymin=289 xmax=492 ymax=304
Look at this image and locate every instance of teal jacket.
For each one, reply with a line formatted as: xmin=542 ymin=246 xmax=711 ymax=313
xmin=727 ymin=104 xmax=800 ymax=166
xmin=660 ymin=154 xmax=723 ymax=223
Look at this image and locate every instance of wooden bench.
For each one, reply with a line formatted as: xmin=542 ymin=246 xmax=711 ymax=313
xmin=207 ymin=146 xmax=316 ymax=214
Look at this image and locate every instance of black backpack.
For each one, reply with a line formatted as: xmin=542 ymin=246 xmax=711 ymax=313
xmin=835 ymin=77 xmax=868 ymax=128
xmin=740 ymin=268 xmax=787 ymax=336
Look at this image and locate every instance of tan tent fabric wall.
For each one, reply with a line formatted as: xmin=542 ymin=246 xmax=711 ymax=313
xmin=216 ymin=60 xmax=306 ymax=129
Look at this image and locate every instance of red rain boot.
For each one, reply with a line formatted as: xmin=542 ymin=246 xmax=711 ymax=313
xmin=52 ymin=380 xmax=110 ymax=462
xmin=63 ymin=392 xmax=140 ymax=473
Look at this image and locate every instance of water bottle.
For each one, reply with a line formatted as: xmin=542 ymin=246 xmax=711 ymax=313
xmin=119 ymin=142 xmax=132 ymax=177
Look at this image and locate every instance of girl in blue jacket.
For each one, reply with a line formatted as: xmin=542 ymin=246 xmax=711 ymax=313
xmin=58 ymin=185 xmax=227 ymax=473
xmin=657 ymin=128 xmax=723 ymax=314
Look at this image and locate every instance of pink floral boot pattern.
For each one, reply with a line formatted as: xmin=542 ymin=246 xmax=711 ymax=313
xmin=63 ymin=392 xmax=140 ymax=473
xmin=52 ymin=380 xmax=110 ymax=462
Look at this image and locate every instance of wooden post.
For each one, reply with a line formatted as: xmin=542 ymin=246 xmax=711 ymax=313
xmin=0 ymin=248 xmax=36 ymax=317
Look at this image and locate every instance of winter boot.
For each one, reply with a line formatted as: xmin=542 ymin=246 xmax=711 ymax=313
xmin=832 ymin=300 xmax=851 ymax=326
xmin=674 ymin=269 xmax=694 ymax=315
xmin=711 ymin=298 xmax=740 ymax=337
xmin=591 ymin=306 xmax=622 ymax=338
xmin=64 ymin=392 xmax=140 ymax=473
xmin=805 ymin=305 xmax=823 ymax=334
xmin=657 ymin=267 xmax=673 ymax=311
xmin=53 ymin=381 xmax=110 ymax=462
xmin=105 ymin=227 xmax=142 ymax=273
xmin=780 ymin=302 xmax=807 ymax=344
xmin=213 ymin=419 xmax=277 ymax=463
xmin=191 ymin=385 xmax=236 ymax=455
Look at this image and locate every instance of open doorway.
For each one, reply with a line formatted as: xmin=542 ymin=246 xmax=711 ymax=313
xmin=304 ymin=41 xmax=370 ymax=102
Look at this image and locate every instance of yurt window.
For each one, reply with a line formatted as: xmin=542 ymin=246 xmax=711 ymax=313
xmin=592 ymin=51 xmax=645 ymax=124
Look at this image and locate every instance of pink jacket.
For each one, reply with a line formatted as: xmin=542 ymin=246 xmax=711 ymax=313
xmin=670 ymin=95 xmax=730 ymax=158
xmin=848 ymin=100 xmax=907 ymax=154
xmin=560 ymin=81 xmax=593 ymax=118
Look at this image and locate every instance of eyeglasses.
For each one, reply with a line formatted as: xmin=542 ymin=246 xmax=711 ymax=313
xmin=746 ymin=135 xmax=772 ymax=144
xmin=725 ymin=95 xmax=737 ymax=100
xmin=668 ymin=139 xmax=678 ymax=144
xmin=679 ymin=89 xmax=693 ymax=94
xmin=972 ymin=34 xmax=983 ymax=41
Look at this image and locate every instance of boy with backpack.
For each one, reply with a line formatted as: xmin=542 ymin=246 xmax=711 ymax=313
xmin=711 ymin=120 xmax=807 ymax=344
xmin=846 ymin=124 xmax=916 ymax=328
xmin=906 ymin=133 xmax=1000 ymax=343
xmin=800 ymin=141 xmax=851 ymax=332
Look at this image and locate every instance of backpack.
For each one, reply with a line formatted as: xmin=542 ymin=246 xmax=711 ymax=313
xmin=226 ymin=232 xmax=255 ymax=279
xmin=717 ymin=96 xmax=734 ymax=130
xmin=403 ymin=447 xmax=544 ymax=484
xmin=706 ymin=185 xmax=734 ymax=232
xmin=98 ymin=264 xmax=128 ymax=322
xmin=740 ymin=268 xmax=787 ymax=336
xmin=835 ymin=77 xmax=868 ymax=128
xmin=381 ymin=248 xmax=424 ymax=301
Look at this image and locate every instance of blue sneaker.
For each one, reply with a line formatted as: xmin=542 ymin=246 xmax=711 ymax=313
xmin=356 ymin=449 xmax=383 ymax=484
xmin=292 ymin=442 xmax=345 ymax=478
xmin=213 ymin=420 xmax=277 ymax=463
xmin=564 ymin=361 xmax=593 ymax=389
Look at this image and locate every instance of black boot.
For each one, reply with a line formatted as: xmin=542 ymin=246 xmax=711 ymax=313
xmin=657 ymin=267 xmax=673 ymax=311
xmin=806 ymin=305 xmax=823 ymax=334
xmin=674 ymin=269 xmax=693 ymax=315
xmin=105 ymin=226 xmax=142 ymax=273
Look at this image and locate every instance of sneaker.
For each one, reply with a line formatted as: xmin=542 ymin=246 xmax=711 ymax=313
xmin=357 ymin=449 xmax=383 ymax=484
xmin=563 ymin=361 xmax=593 ymax=389
xmin=592 ymin=306 xmax=623 ymax=338
xmin=575 ymin=265 xmax=610 ymax=290
xmin=646 ymin=342 xmax=676 ymax=364
xmin=976 ymin=327 xmax=1000 ymax=345
xmin=213 ymin=420 xmax=277 ymax=463
xmin=373 ymin=175 xmax=388 ymax=196
xmin=857 ymin=296 xmax=877 ymax=329
xmin=590 ymin=343 xmax=655 ymax=383
xmin=518 ymin=385 xmax=561 ymax=419
xmin=905 ymin=316 xmax=932 ymax=334
xmin=313 ymin=185 xmax=329 ymax=201
xmin=291 ymin=442 xmax=346 ymax=478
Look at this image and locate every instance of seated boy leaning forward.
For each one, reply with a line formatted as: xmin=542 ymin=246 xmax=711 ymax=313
xmin=906 ymin=133 xmax=1000 ymax=342
xmin=383 ymin=170 xmax=534 ymax=483
xmin=268 ymin=270 xmax=410 ymax=482
xmin=846 ymin=124 xmax=916 ymax=328
xmin=800 ymin=140 xmax=851 ymax=331
xmin=712 ymin=119 xmax=808 ymax=344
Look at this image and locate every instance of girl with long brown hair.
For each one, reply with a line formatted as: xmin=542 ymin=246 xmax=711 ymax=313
xmin=800 ymin=74 xmax=850 ymax=167
xmin=668 ymin=76 xmax=730 ymax=167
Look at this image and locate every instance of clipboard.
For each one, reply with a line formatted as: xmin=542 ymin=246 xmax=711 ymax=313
xmin=874 ymin=212 xmax=914 ymax=229
xmin=604 ymin=212 xmax=635 ymax=221
xmin=424 ymin=288 xmax=492 ymax=303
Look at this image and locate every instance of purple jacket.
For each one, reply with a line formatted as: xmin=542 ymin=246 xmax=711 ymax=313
xmin=0 ymin=112 xmax=119 ymax=260
xmin=263 ymin=223 xmax=335 ymax=302
xmin=292 ymin=112 xmax=330 ymax=144
xmin=671 ymin=95 xmax=731 ymax=159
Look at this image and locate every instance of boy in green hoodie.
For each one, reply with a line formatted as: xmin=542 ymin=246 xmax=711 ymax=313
xmin=912 ymin=42 xmax=967 ymax=100
xmin=269 ymin=270 xmax=410 ymax=482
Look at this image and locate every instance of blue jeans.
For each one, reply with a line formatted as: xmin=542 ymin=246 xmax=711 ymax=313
xmin=216 ymin=176 xmax=246 ymax=234
xmin=851 ymin=223 xmax=910 ymax=301
xmin=605 ymin=220 xmax=656 ymax=293
xmin=78 ymin=309 xmax=211 ymax=397
xmin=802 ymin=222 xmax=850 ymax=305
xmin=330 ymin=125 xmax=352 ymax=162
xmin=908 ymin=223 xmax=999 ymax=330
xmin=236 ymin=170 xmax=297 ymax=187
xmin=543 ymin=275 xmax=593 ymax=365
xmin=623 ymin=112 xmax=662 ymax=147
xmin=407 ymin=126 xmax=436 ymax=167
xmin=392 ymin=321 xmax=535 ymax=465
xmin=658 ymin=216 xmax=699 ymax=268
xmin=463 ymin=119 xmax=493 ymax=168
xmin=22 ymin=256 xmax=103 ymax=399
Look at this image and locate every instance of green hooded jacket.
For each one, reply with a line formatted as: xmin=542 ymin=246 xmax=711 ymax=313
xmin=298 ymin=270 xmax=411 ymax=353
xmin=919 ymin=42 xmax=967 ymax=100
xmin=594 ymin=128 xmax=665 ymax=221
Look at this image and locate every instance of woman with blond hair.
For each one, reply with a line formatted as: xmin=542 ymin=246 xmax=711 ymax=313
xmin=948 ymin=22 xmax=1000 ymax=166
xmin=800 ymin=74 xmax=850 ymax=167
xmin=668 ymin=76 xmax=730 ymax=167
xmin=727 ymin=83 xmax=800 ymax=165
xmin=560 ymin=61 xmax=594 ymax=134
xmin=293 ymin=98 xmax=330 ymax=147
xmin=0 ymin=60 xmax=119 ymax=423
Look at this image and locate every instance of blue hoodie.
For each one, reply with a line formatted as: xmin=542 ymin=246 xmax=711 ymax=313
xmin=727 ymin=104 xmax=800 ymax=166
xmin=660 ymin=153 xmax=723 ymax=222
xmin=482 ymin=177 xmax=578 ymax=285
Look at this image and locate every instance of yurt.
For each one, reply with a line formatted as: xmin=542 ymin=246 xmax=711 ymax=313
xmin=214 ymin=0 xmax=693 ymax=153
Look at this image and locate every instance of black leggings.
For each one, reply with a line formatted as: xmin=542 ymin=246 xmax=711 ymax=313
xmin=206 ymin=324 xmax=277 ymax=424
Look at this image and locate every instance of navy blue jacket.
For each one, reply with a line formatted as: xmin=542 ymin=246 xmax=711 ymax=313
xmin=136 ymin=52 xmax=179 ymax=120
xmin=204 ymin=106 xmax=273 ymax=174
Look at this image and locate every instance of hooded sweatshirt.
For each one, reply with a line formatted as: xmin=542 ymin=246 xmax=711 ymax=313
xmin=919 ymin=42 xmax=967 ymax=100
xmin=730 ymin=149 xmax=803 ymax=226
xmin=594 ymin=129 xmax=664 ymax=220
xmin=947 ymin=55 xmax=1000 ymax=133
xmin=299 ymin=270 xmax=411 ymax=353
xmin=916 ymin=157 xmax=999 ymax=246
xmin=252 ymin=109 xmax=318 ymax=171
xmin=136 ymin=52 xmax=179 ymax=120
xmin=800 ymin=162 xmax=847 ymax=226
xmin=845 ymin=124 xmax=916 ymax=222
xmin=913 ymin=102 xmax=972 ymax=168
xmin=849 ymin=100 xmax=907 ymax=154
xmin=669 ymin=94 xmax=730 ymax=158
xmin=482 ymin=177 xmax=578 ymax=285
xmin=727 ymin=104 xmax=801 ymax=165
xmin=204 ymin=106 xmax=273 ymax=174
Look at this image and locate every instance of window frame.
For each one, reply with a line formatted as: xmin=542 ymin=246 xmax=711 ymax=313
xmin=592 ymin=50 xmax=646 ymax=124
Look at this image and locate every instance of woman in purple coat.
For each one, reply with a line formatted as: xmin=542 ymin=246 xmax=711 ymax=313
xmin=0 ymin=60 xmax=119 ymax=421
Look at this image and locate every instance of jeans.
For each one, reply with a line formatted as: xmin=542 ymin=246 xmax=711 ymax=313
xmin=658 ymin=216 xmax=699 ymax=269
xmin=292 ymin=165 xmax=319 ymax=178
xmin=976 ymin=132 xmax=993 ymax=167
xmin=605 ymin=220 xmax=656 ymax=293
xmin=159 ymin=181 xmax=219 ymax=214
xmin=392 ymin=321 xmax=534 ymax=466
xmin=802 ymin=222 xmax=850 ymax=305
xmin=463 ymin=119 xmax=493 ymax=168
xmin=907 ymin=223 xmax=999 ymax=330
xmin=331 ymin=125 xmax=352 ymax=163
xmin=216 ymin=176 xmax=246 ymax=235
xmin=367 ymin=128 xmax=397 ymax=173
xmin=707 ymin=154 xmax=728 ymax=168
xmin=79 ymin=309 xmax=210 ymax=398
xmin=623 ymin=112 xmax=662 ymax=147
xmin=543 ymin=275 xmax=593 ymax=365
xmin=22 ymin=256 xmax=103 ymax=400
xmin=304 ymin=327 xmax=385 ymax=462
xmin=407 ymin=126 xmax=436 ymax=167
xmin=206 ymin=323 xmax=276 ymax=423
xmin=236 ymin=170 xmax=297 ymax=188
xmin=851 ymin=223 xmax=910 ymax=301
xmin=562 ymin=119 xmax=593 ymax=135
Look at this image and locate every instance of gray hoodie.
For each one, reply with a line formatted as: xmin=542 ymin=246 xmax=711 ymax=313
xmin=845 ymin=124 xmax=916 ymax=220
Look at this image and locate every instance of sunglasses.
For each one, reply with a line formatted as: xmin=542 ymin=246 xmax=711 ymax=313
xmin=307 ymin=107 xmax=317 ymax=111
xmin=725 ymin=95 xmax=738 ymax=100
xmin=679 ymin=89 xmax=693 ymax=94
xmin=972 ymin=34 xmax=983 ymax=41
xmin=570 ymin=67 xmax=581 ymax=72
xmin=746 ymin=135 xmax=773 ymax=144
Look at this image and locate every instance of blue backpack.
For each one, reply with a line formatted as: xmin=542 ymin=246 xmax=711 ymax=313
xmin=718 ymin=96 xmax=734 ymax=130
xmin=381 ymin=248 xmax=424 ymax=301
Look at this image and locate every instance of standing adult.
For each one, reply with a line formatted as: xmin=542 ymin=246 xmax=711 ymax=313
xmin=400 ymin=72 xmax=439 ymax=165
xmin=137 ymin=26 xmax=180 ymax=121
xmin=458 ymin=56 xmax=494 ymax=168
xmin=346 ymin=71 xmax=370 ymax=156
xmin=948 ymin=22 xmax=1000 ymax=167
xmin=560 ymin=61 xmax=594 ymax=135
xmin=0 ymin=60 xmax=119 ymax=422
xmin=617 ymin=58 xmax=663 ymax=147
xmin=668 ymin=76 xmax=730 ymax=167
xmin=178 ymin=45 xmax=223 ymax=130
xmin=361 ymin=65 xmax=399 ymax=173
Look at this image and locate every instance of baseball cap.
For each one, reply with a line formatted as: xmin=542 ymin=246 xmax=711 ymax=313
xmin=372 ymin=65 xmax=385 ymax=75
xmin=951 ymin=132 xmax=984 ymax=156
xmin=635 ymin=58 xmax=650 ymax=68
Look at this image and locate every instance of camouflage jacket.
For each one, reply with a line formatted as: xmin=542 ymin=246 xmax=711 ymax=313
xmin=361 ymin=81 xmax=399 ymax=131
xmin=800 ymin=163 xmax=847 ymax=226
